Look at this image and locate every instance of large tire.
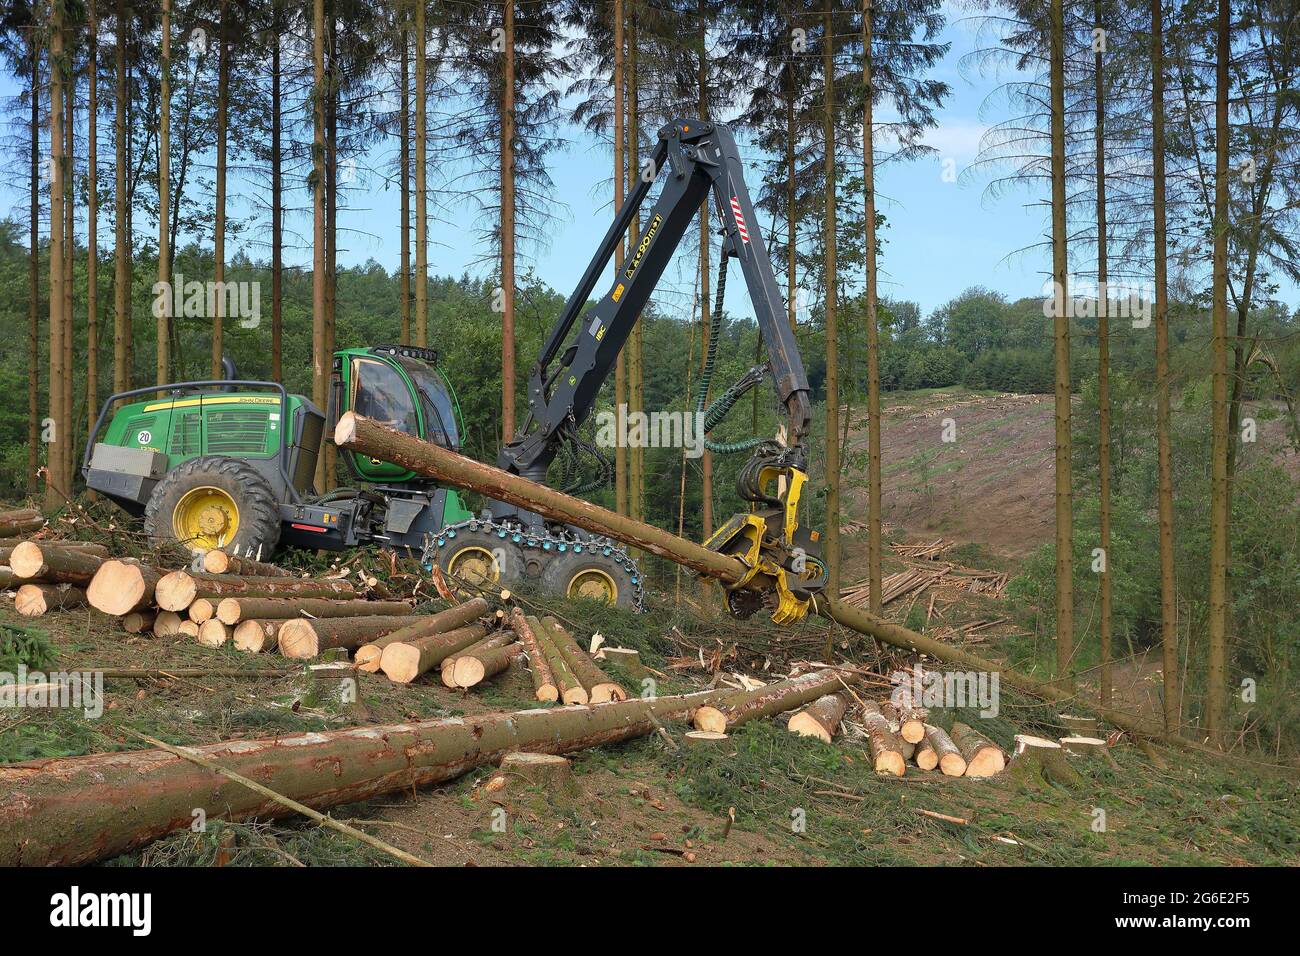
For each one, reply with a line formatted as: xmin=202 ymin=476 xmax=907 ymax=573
xmin=144 ymin=456 xmax=282 ymax=557
xmin=432 ymin=527 xmax=529 ymax=596
xmin=539 ymin=548 xmax=637 ymax=610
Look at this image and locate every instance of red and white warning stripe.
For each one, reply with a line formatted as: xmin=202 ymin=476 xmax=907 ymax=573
xmin=730 ymin=196 xmax=750 ymax=243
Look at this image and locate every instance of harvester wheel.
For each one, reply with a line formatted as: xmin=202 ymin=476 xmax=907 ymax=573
xmin=144 ymin=456 xmax=282 ymax=556
xmin=432 ymin=527 xmax=527 ymax=595
xmin=539 ymin=548 xmax=637 ymax=609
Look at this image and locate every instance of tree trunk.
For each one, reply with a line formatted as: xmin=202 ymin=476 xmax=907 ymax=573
xmin=187 ymin=598 xmax=215 ymax=623
xmin=444 ymin=633 xmax=521 ymax=688
xmin=154 ymin=571 xmax=358 ymax=612
xmin=15 ymin=584 xmax=87 ymax=617
xmin=311 ymin=0 xmax=328 ymax=490
xmin=787 ymin=692 xmax=848 ymax=742
xmin=536 ymin=618 xmax=586 ymax=704
xmin=270 ymin=3 xmax=283 ymax=380
xmin=414 ymin=0 xmax=427 ymax=347
xmin=62 ymin=64 xmax=74 ymax=493
xmin=692 ymin=669 xmax=846 ymax=735
xmin=1151 ymin=0 xmax=1178 ymax=734
xmin=613 ymin=0 xmax=627 ymax=519
xmin=232 ymin=619 xmax=278 ymax=653
xmin=398 ymin=15 xmax=410 ymax=346
xmin=46 ymin=2 xmax=66 ymax=508
xmin=697 ymin=7 xmax=713 ymax=541
xmin=626 ymin=0 xmax=643 ymax=525
xmin=511 ymin=610 xmax=558 ymax=701
xmin=1094 ymin=0 xmax=1111 ymax=707
xmin=1205 ymin=0 xmax=1231 ymax=744
xmin=27 ymin=29 xmax=40 ymax=494
xmin=822 ymin=0 xmax=840 ymax=598
xmin=86 ymin=0 xmax=99 ymax=434
xmin=951 ymin=721 xmax=1005 ymax=777
xmin=1048 ymin=0 xmax=1074 ymax=689
xmin=540 ymin=616 xmax=626 ymax=702
xmin=0 ymin=681 xmax=772 ymax=866
xmin=322 ymin=4 xmax=337 ymax=491
xmin=86 ymin=560 xmax=165 ymax=615
xmin=215 ymin=0 xmax=230 ymax=383
xmin=156 ymin=0 xmax=171 ymax=385
xmin=857 ymin=700 xmax=906 ymax=775
xmin=862 ymin=0 xmax=881 ymax=615
xmin=202 ymin=549 xmax=294 ymax=577
xmin=279 ymin=615 xmax=427 ymax=660
xmin=8 ymin=543 xmax=107 ymax=586
xmin=216 ymin=596 xmax=412 ymax=626
xmin=378 ymin=622 xmax=491 ymax=683
xmin=500 ymin=0 xmax=516 ymax=444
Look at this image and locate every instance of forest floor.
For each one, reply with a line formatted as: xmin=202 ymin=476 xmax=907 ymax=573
xmin=3 ymin=387 xmax=1299 ymax=867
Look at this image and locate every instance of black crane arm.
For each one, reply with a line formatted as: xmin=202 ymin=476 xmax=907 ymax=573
xmin=499 ymin=119 xmax=812 ymax=481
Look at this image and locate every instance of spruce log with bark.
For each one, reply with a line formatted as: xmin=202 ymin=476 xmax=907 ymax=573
xmin=787 ymin=693 xmax=848 ymax=742
xmin=197 ymin=621 xmax=232 ymax=648
xmin=354 ymin=599 xmax=491 ymax=672
xmin=232 ymin=620 xmax=278 ymax=653
xmin=1 ymin=675 xmax=833 ymax=865
xmin=188 ymin=599 xmax=215 ymax=623
xmin=857 ymin=700 xmax=907 ymax=776
xmin=15 ymin=584 xmax=87 ymax=616
xmin=443 ymin=634 xmax=524 ymax=689
xmin=155 ymin=571 xmax=358 ymax=612
xmin=278 ymin=615 xmax=425 ymax=660
xmin=951 ymin=722 xmax=1005 ymax=778
xmin=692 ymin=670 xmax=850 ymax=736
xmin=541 ymin=616 xmax=627 ymax=702
xmin=881 ymin=699 xmax=927 ymax=744
xmin=122 ymin=610 xmax=156 ymax=634
xmin=511 ymin=609 xmax=558 ymax=702
xmin=535 ymin=619 xmax=586 ymax=705
xmin=0 ymin=541 xmax=107 ymax=562
xmin=8 ymin=543 xmax=108 ymax=586
xmin=440 ymin=629 xmax=518 ymax=687
xmin=87 ymin=561 xmax=167 ymax=615
xmin=152 ymin=611 xmax=183 ymax=638
xmin=380 ymin=623 xmax=494 ymax=685
xmin=216 ymin=596 xmax=414 ymax=626
xmin=178 ymin=621 xmax=200 ymax=638
xmin=202 ymin=549 xmax=294 ymax=577
xmin=1008 ymin=734 xmax=1079 ymax=790
xmin=0 ymin=510 xmax=45 ymax=537
xmin=914 ymin=735 xmax=939 ymax=771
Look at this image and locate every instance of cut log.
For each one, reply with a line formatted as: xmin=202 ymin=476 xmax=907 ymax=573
xmin=178 ymin=620 xmax=200 ymax=638
xmin=857 ymin=700 xmax=907 ymax=776
xmin=951 ymin=722 xmax=1006 ymax=778
xmin=356 ymin=614 xmax=489 ymax=674
xmin=914 ymin=735 xmax=939 ymax=771
xmin=202 ymin=549 xmax=294 ymax=577
xmin=232 ymin=620 xmax=279 ymax=654
xmin=0 ymin=541 xmax=107 ymax=565
xmin=197 ymin=620 xmax=233 ymax=648
xmin=216 ymin=596 xmax=415 ymax=626
xmin=86 ymin=560 xmax=166 ymax=615
xmin=152 ymin=611 xmax=183 ymax=638
xmin=533 ymin=619 xmax=587 ymax=705
xmin=692 ymin=669 xmax=851 ymax=737
xmin=541 ymin=616 xmax=627 ymax=702
xmin=8 ymin=542 xmax=107 ymax=585
xmin=0 ymin=675 xmax=806 ymax=865
xmin=122 ymin=610 xmax=157 ymax=634
xmin=188 ymin=599 xmax=215 ymax=624
xmin=14 ymin=583 xmax=86 ymax=616
xmin=379 ymin=623 xmax=492 ymax=684
xmin=0 ymin=509 xmax=45 ymax=537
xmin=0 ymin=568 xmax=17 ymax=588
xmin=510 ymin=610 xmax=558 ymax=703
xmin=278 ymin=615 xmax=425 ymax=660
xmin=881 ymin=699 xmax=927 ymax=744
xmin=923 ymin=724 xmax=967 ymax=776
xmin=1009 ymin=734 xmax=1080 ymax=789
xmin=154 ymin=571 xmax=359 ymax=612
xmin=441 ymin=630 xmax=520 ymax=688
xmin=786 ymin=693 xmax=848 ymax=742
xmin=683 ymin=730 xmax=729 ymax=747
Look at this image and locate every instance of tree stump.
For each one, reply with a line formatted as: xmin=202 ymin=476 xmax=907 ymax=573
xmin=1008 ymin=734 xmax=1080 ymax=790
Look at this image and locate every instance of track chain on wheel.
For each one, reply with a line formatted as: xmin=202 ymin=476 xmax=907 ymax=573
xmin=424 ymin=517 xmax=646 ymax=612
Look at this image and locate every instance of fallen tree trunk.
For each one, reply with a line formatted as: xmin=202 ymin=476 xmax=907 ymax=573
xmin=692 ymin=670 xmax=847 ymax=736
xmin=951 ymin=722 xmax=1005 ymax=778
xmin=923 ymin=724 xmax=967 ymax=776
xmin=787 ymin=693 xmax=848 ymax=742
xmin=14 ymin=584 xmax=86 ymax=616
xmin=156 ymin=571 xmax=358 ymax=612
xmin=0 ymin=673 xmax=824 ymax=866
xmin=8 ymin=543 xmax=107 ymax=586
xmin=216 ymin=596 xmax=414 ymax=626
xmin=334 ymin=412 xmax=1200 ymax=752
xmin=914 ymin=735 xmax=939 ymax=770
xmin=511 ymin=610 xmax=558 ymax=703
xmin=0 ymin=541 xmax=107 ymax=565
xmin=379 ymin=623 xmax=492 ymax=684
xmin=278 ymin=615 xmax=425 ymax=660
xmin=542 ymin=616 xmax=627 ymax=702
xmin=87 ymin=560 xmax=166 ymax=615
xmin=202 ymin=549 xmax=294 ymax=577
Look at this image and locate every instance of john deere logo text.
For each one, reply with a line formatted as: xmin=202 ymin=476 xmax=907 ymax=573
xmin=623 ymin=214 xmax=662 ymax=280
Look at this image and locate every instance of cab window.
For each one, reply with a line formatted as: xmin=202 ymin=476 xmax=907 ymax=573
xmin=352 ymin=358 xmax=420 ymax=436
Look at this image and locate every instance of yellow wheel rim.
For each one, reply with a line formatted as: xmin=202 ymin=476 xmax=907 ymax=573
xmin=173 ymin=486 xmax=240 ymax=551
xmin=446 ymin=545 xmax=500 ymax=588
xmin=567 ymin=568 xmax=618 ymax=604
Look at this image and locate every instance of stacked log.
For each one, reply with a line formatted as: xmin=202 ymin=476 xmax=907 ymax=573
xmin=857 ymin=700 xmax=907 ymax=776
xmin=533 ymin=618 xmax=586 ymax=705
xmin=0 ymin=508 xmax=46 ymax=537
xmin=217 ymin=596 xmax=413 ymax=626
xmin=355 ymin=598 xmax=491 ymax=671
xmin=278 ymin=615 xmax=425 ymax=660
xmin=951 ymin=722 xmax=1006 ymax=777
xmin=787 ymin=693 xmax=849 ymax=742
xmin=9 ymin=542 xmax=109 ymax=587
xmin=541 ymin=617 xmax=627 ymax=703
xmin=441 ymin=631 xmax=523 ymax=688
xmin=202 ymin=548 xmax=294 ymax=577
xmin=510 ymin=610 xmax=558 ymax=703
xmin=379 ymin=622 xmax=492 ymax=684
xmin=693 ymin=670 xmax=848 ymax=737
xmin=86 ymin=560 xmax=166 ymax=615
xmin=155 ymin=571 xmax=358 ymax=612
xmin=14 ymin=583 xmax=86 ymax=616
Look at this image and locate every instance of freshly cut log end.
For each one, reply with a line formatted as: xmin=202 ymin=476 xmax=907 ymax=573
xmin=914 ymin=737 xmax=939 ymax=771
xmin=684 ymin=731 xmax=729 ymax=747
xmin=216 ymin=598 xmax=241 ymax=625
xmin=87 ymin=560 xmax=162 ymax=616
xmin=1059 ymin=713 xmax=1099 ymax=737
xmin=589 ymin=682 xmax=628 ymax=703
xmin=952 ymin=722 xmax=1006 ymax=778
xmin=197 ymin=620 xmax=232 ymax=648
xmin=923 ymin=724 xmax=967 ymax=777
xmin=178 ymin=620 xmax=200 ymax=638
xmin=511 ymin=610 xmax=558 ymax=702
xmin=277 ymin=615 xmax=424 ymax=661
xmin=189 ymin=599 xmax=215 ymax=623
xmin=203 ymin=549 xmax=292 ymax=577
xmin=122 ymin=610 xmax=157 ymax=634
xmin=15 ymin=584 xmax=86 ymax=616
xmin=1011 ymin=734 xmax=1081 ymax=789
xmin=277 ymin=619 xmax=316 ymax=659
xmin=379 ymin=643 xmax=422 ymax=685
xmin=152 ymin=611 xmax=183 ymax=639
xmin=692 ymin=706 xmax=727 ymax=735
xmin=155 ymin=570 xmax=199 ymax=612
xmin=787 ymin=694 xmax=848 ymax=743
xmin=561 ymin=684 xmax=589 ymax=706
xmin=233 ymin=620 xmax=278 ymax=654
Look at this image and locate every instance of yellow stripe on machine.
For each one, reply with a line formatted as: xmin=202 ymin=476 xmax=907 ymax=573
xmin=143 ymin=395 xmax=279 ymax=412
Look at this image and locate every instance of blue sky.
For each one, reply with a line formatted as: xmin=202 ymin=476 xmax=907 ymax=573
xmin=11 ymin=4 xmax=1283 ymax=324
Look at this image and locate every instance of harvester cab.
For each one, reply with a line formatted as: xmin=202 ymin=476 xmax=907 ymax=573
xmin=82 ymin=346 xmax=473 ymax=559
